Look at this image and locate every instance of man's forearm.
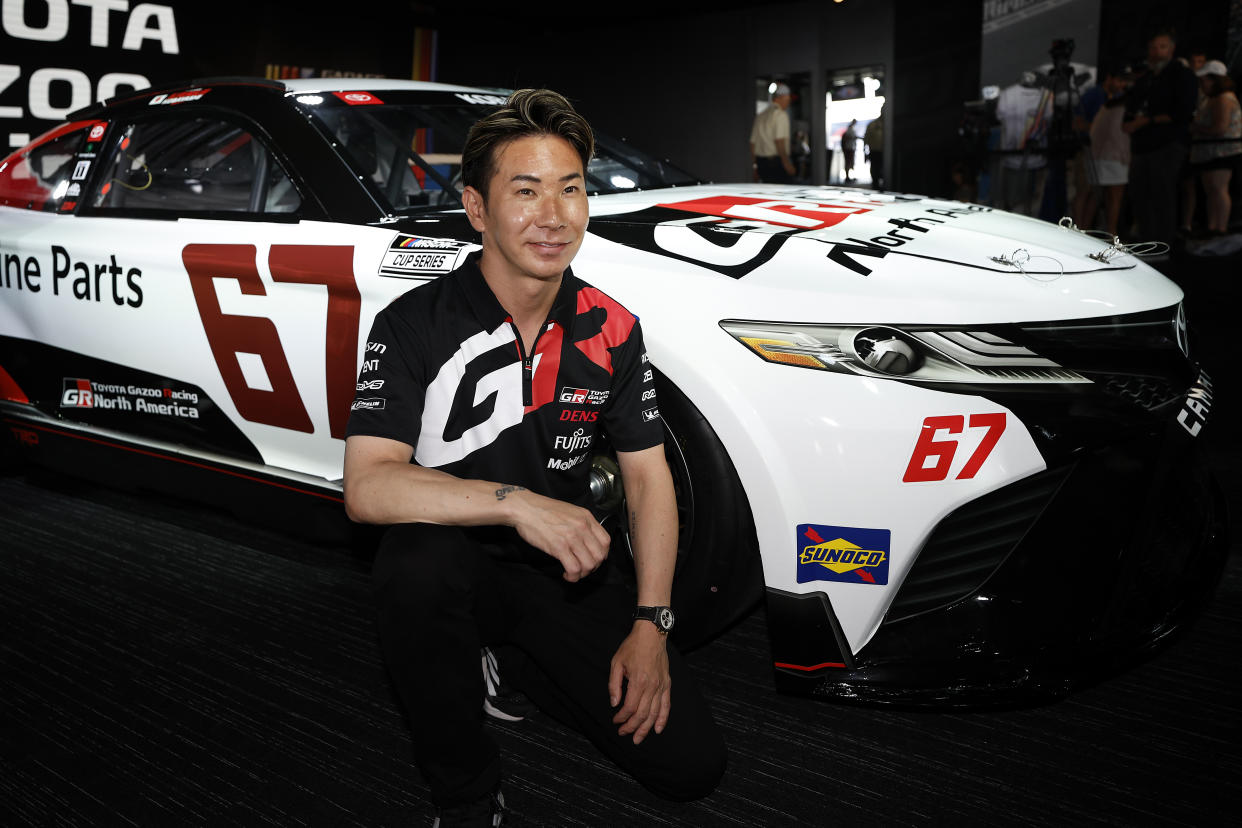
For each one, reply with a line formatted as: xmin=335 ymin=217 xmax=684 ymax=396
xmin=344 ymin=447 xmax=520 ymax=527
xmin=621 ymin=459 xmax=678 ymax=607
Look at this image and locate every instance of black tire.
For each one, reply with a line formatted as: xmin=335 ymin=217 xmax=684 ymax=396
xmin=605 ymin=373 xmax=764 ymax=649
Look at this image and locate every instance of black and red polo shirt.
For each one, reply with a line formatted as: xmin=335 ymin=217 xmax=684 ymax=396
xmin=345 ymin=252 xmax=663 ymax=511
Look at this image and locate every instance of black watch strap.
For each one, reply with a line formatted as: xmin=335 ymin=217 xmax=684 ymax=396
xmin=634 ymin=605 xmax=675 ymax=634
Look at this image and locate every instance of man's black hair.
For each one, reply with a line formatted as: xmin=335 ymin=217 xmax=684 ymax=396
xmin=461 ymin=89 xmax=595 ymax=199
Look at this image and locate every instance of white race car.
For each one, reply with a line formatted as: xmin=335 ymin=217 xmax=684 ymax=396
xmin=0 ymin=78 xmax=1225 ymax=703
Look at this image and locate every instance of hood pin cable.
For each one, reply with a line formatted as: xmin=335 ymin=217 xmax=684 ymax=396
xmin=1056 ymin=216 xmax=1170 ymax=262
xmin=990 ymin=247 xmax=1065 ymax=282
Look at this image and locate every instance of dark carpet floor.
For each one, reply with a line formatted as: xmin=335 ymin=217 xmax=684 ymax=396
xmin=2 ymin=249 xmax=1240 ymax=827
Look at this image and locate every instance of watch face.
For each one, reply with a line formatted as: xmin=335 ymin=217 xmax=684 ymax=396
xmin=658 ymin=607 xmax=675 ymax=631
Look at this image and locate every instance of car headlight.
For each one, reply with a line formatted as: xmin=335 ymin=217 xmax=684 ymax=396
xmin=720 ymin=320 xmax=1089 ymax=384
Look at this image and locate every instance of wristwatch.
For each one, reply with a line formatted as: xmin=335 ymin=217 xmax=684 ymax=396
xmin=634 ymin=605 xmax=675 ymax=634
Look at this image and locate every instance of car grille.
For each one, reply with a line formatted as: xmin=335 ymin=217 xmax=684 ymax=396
xmin=1093 ymin=373 xmax=1184 ymax=412
xmin=883 ymin=465 xmax=1071 ymax=624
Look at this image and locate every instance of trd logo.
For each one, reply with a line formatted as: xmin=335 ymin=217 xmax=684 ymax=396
xmin=9 ymin=427 xmax=38 ymax=447
xmin=560 ymin=410 xmax=598 ymax=422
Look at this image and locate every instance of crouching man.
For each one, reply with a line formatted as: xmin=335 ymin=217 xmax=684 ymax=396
xmin=343 ymin=88 xmax=726 ymax=827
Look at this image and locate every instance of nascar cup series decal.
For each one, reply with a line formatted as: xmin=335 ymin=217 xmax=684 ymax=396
xmin=379 ymin=235 xmax=478 ymax=279
xmin=796 ymin=524 xmax=890 ymax=585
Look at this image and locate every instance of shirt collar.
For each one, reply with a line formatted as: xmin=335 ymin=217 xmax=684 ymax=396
xmin=457 ymin=250 xmax=580 ymax=334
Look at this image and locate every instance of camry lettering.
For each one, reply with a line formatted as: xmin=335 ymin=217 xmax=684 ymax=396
xmin=1177 ymin=372 xmax=1213 ymax=437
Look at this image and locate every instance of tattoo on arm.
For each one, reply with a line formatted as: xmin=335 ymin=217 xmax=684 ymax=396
xmin=495 ymin=485 xmax=527 ymax=501
xmin=629 ymin=510 xmax=638 ymax=537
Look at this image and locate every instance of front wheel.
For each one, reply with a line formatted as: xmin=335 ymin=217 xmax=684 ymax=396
xmin=594 ymin=374 xmax=764 ymax=649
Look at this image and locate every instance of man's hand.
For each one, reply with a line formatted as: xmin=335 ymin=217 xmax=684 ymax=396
xmin=509 ymin=490 xmax=611 ymax=582
xmin=608 ymin=622 xmax=671 ymax=744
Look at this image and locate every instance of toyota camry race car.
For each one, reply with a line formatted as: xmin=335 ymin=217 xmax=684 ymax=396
xmin=0 ymin=78 xmax=1226 ymax=704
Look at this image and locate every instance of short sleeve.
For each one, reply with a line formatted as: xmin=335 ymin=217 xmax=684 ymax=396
xmin=601 ymin=321 xmax=665 ymax=453
xmin=344 ymin=306 xmax=427 ymax=450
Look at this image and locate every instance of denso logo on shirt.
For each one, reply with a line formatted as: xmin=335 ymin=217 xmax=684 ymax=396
xmin=559 ymin=386 xmax=608 ymax=405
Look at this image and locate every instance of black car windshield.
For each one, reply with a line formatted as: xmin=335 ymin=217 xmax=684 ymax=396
xmin=294 ymin=90 xmax=699 ymax=214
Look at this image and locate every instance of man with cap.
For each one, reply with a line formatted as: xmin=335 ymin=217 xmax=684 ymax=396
xmin=750 ymin=82 xmax=796 ymax=183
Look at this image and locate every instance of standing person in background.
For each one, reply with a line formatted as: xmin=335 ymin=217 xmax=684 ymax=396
xmin=841 ymin=119 xmax=859 ymax=183
xmin=1081 ymin=65 xmax=1133 ymax=238
xmin=1189 ymin=60 xmax=1242 ymax=235
xmin=1123 ymin=27 xmax=1198 ymax=248
xmin=750 ymin=83 xmax=795 ymax=183
xmin=864 ymin=109 xmax=885 ymax=189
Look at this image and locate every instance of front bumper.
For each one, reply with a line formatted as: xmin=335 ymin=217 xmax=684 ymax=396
xmin=766 ymin=403 xmax=1228 ymax=706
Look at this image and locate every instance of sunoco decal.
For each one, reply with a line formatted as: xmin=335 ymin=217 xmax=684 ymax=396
xmin=61 ymin=377 xmax=200 ymax=418
xmin=796 ymin=524 xmax=890 ymax=585
xmin=379 ymin=235 xmax=477 ymax=279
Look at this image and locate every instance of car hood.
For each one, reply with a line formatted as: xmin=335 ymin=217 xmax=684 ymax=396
xmin=581 ymin=184 xmax=1182 ymax=325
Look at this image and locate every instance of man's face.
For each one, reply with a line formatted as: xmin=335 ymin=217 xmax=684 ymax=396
xmin=464 ymin=134 xmax=589 ymax=284
xmin=775 ymin=93 xmax=791 ymax=109
xmin=1148 ymin=35 xmax=1174 ymax=65
xmin=1191 ymin=54 xmax=1207 ymax=72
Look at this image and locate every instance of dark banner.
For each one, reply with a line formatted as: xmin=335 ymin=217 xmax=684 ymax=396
xmin=2 ymin=0 xmax=187 ymax=150
xmin=1 ymin=0 xmax=418 ymax=154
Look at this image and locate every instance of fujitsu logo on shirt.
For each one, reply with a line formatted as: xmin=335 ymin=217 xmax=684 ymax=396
xmin=554 ymin=428 xmax=592 ymax=452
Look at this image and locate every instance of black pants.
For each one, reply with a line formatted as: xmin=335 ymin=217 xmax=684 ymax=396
xmin=372 ymin=522 xmax=727 ymax=808
xmin=756 ymin=155 xmax=792 ymax=183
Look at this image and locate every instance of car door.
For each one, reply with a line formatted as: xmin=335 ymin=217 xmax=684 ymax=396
xmin=7 ymin=106 xmax=400 ymax=483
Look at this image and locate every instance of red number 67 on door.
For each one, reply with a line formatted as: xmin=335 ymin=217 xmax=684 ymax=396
xmin=902 ymin=413 xmax=1007 ymax=483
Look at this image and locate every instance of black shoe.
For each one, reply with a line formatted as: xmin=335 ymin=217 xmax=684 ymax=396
xmin=432 ymin=787 xmax=506 ymax=827
xmin=481 ymin=647 xmax=536 ymax=723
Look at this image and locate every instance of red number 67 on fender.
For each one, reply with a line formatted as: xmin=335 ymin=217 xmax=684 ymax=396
xmin=902 ymin=413 xmax=1007 ymax=483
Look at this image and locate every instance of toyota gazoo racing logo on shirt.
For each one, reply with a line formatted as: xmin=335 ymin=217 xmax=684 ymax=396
xmin=558 ymin=386 xmax=609 ymax=405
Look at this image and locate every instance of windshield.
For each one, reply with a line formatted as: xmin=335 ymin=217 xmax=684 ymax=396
xmin=295 ymin=90 xmax=699 ymax=214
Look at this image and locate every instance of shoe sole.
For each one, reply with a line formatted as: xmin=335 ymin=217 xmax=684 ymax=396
xmin=483 ymin=699 xmax=526 ymax=722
